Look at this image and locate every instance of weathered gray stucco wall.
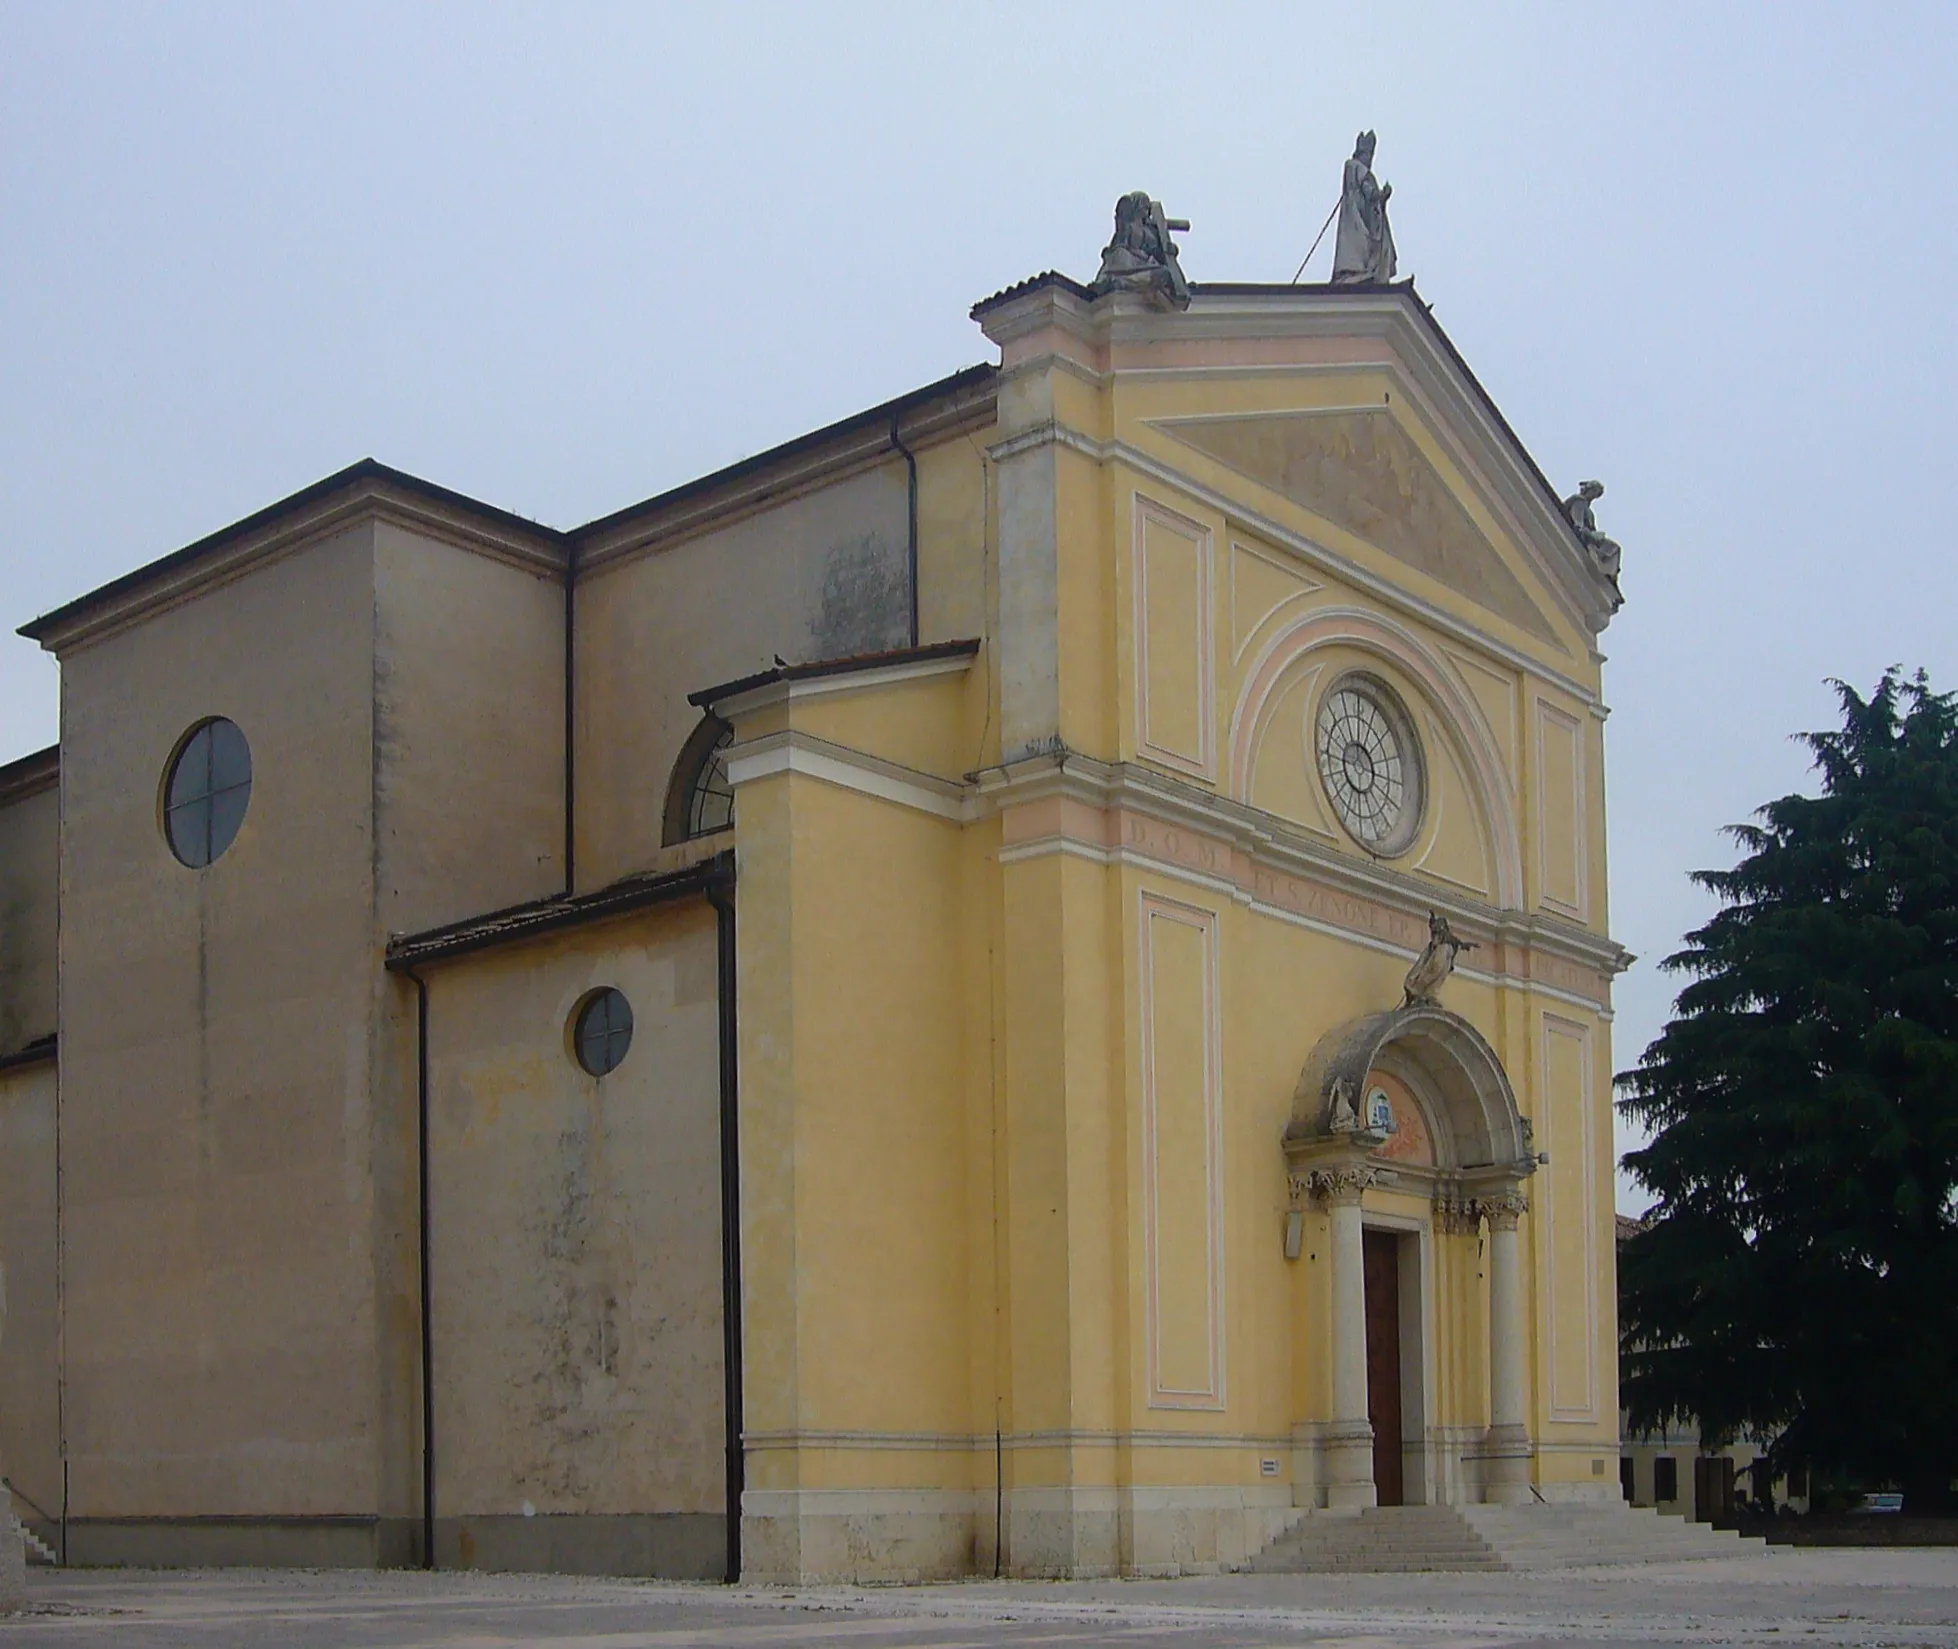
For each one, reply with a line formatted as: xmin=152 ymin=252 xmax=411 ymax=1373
xmin=574 ymin=462 xmax=911 ymax=888
xmin=0 ymin=780 xmax=57 ymax=1054
xmin=372 ymin=522 xmax=567 ymax=937
xmin=0 ymin=1058 xmax=58 ymax=1546
xmin=422 ymin=899 xmax=726 ymax=1577
xmin=55 ymin=524 xmax=388 ymax=1538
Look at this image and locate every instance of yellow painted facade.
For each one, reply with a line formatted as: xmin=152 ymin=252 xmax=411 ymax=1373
xmin=0 ymin=273 xmax=1625 ymax=1581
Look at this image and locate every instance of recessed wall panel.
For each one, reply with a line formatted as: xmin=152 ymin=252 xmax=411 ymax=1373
xmin=1139 ymin=892 xmax=1225 ymax=1409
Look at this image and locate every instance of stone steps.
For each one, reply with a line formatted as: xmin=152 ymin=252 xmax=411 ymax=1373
xmin=19 ymin=1522 xmax=55 ymax=1566
xmin=1249 ymin=1506 xmax=1503 ymax=1574
xmin=1247 ymin=1502 xmax=1770 ymax=1574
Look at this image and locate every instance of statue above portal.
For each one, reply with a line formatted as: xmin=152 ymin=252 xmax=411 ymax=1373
xmin=1562 ymin=480 xmax=1623 ymax=583
xmin=1094 ymin=192 xmax=1191 ymax=309
xmin=1332 ymin=131 xmax=1397 ymax=284
xmin=1403 ymin=910 xmax=1476 ymax=1006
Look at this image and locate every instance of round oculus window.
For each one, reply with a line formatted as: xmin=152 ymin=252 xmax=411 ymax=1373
xmin=163 ymin=717 xmax=252 ymax=867
xmin=573 ymin=987 xmax=634 ymax=1077
xmin=1315 ymin=676 xmax=1424 ymax=856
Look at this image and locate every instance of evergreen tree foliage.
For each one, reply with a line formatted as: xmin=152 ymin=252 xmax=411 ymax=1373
xmin=1618 ymin=670 xmax=1958 ymax=1510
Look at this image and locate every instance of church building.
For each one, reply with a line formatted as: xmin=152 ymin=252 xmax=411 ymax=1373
xmin=0 ymin=190 xmax=1633 ymax=1582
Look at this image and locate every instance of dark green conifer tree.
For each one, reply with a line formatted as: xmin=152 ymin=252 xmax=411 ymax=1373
xmin=1618 ymin=670 xmax=1958 ymax=1511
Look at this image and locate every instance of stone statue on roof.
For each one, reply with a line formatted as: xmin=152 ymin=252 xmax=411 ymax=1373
xmin=1562 ymin=480 xmax=1623 ymax=583
xmin=1332 ymin=131 xmax=1397 ymax=284
xmin=1094 ymin=192 xmax=1191 ymax=309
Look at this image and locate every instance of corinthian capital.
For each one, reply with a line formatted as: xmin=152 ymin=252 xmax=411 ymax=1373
xmin=1475 ymin=1191 xmax=1529 ymax=1231
xmin=1310 ymin=1166 xmax=1379 ymax=1204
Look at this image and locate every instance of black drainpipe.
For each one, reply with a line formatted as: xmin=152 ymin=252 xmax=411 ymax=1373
xmin=706 ymin=856 xmax=744 ymax=1583
xmin=403 ymin=965 xmax=435 ymax=1570
xmin=889 ymin=413 xmax=919 ymax=648
xmin=563 ymin=542 xmax=577 ymax=894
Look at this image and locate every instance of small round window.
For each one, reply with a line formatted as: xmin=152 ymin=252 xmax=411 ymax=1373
xmin=163 ymin=717 xmax=253 ymax=867
xmin=572 ymin=988 xmax=634 ymax=1077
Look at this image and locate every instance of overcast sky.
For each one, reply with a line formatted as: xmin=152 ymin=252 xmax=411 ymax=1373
xmin=5 ymin=3 xmax=1954 ymax=1210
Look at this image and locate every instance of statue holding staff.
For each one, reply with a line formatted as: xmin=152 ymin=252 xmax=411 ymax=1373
xmin=1332 ymin=130 xmax=1397 ymax=284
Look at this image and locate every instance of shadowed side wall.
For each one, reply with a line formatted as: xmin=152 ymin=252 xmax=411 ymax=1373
xmin=0 ymin=774 xmax=57 ymax=1055
xmin=0 ymin=1056 xmax=58 ymax=1546
xmin=420 ymin=900 xmax=726 ymax=1579
xmin=368 ymin=521 xmax=574 ymax=1541
xmin=53 ymin=525 xmax=397 ymax=1566
xmin=0 ymin=767 xmax=60 ymax=1541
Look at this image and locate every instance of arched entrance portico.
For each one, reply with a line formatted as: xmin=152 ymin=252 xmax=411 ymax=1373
xmin=1284 ymin=1005 xmax=1539 ymax=1509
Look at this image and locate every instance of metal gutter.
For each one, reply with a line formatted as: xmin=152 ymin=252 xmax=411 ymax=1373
xmin=687 ymin=638 xmax=980 ymax=712
xmin=706 ymin=871 xmax=744 ymax=1583
xmin=385 ymin=860 xmax=726 ymax=971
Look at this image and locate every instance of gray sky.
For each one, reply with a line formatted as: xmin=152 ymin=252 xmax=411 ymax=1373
xmin=5 ymin=3 xmax=1955 ymax=1211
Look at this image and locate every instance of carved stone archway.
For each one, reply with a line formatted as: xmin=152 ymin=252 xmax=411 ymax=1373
xmin=1284 ymin=1003 xmax=1538 ymax=1507
xmin=1288 ymin=1003 xmax=1534 ymax=1175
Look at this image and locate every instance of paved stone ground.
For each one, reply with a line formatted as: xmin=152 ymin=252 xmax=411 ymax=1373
xmin=4 ymin=1549 xmax=1955 ymax=1647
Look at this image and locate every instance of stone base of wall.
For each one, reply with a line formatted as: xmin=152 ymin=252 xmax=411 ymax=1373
xmin=61 ymin=1513 xmax=726 ymax=1578
xmin=437 ymin=1513 xmax=725 ymax=1578
xmin=742 ymin=1485 xmax=1301 ymax=1582
xmin=743 ymin=1489 xmax=980 ymax=1584
xmin=63 ymin=1516 xmax=420 ymax=1569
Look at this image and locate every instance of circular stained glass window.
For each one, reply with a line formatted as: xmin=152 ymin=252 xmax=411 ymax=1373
xmin=163 ymin=717 xmax=253 ymax=867
xmin=1315 ymin=676 xmax=1424 ymax=856
xmin=573 ymin=987 xmax=634 ymax=1077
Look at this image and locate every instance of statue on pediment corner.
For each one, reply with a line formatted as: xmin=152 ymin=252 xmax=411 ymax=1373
xmin=1332 ymin=130 xmax=1397 ymax=284
xmin=1094 ymin=192 xmax=1191 ymax=310
xmin=1562 ymin=480 xmax=1624 ymax=584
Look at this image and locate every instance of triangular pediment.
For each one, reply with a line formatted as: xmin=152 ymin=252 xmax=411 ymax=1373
xmin=1155 ymin=408 xmax=1557 ymax=643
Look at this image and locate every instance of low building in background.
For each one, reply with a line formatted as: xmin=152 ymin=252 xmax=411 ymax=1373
xmin=1614 ymin=1216 xmax=1808 ymax=1523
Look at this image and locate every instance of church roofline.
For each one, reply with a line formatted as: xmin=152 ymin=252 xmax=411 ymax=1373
xmin=19 ymin=365 xmax=1002 ymax=651
xmin=18 ymin=458 xmax=571 ymax=649
xmin=971 ymin=273 xmax=1617 ymax=633
xmin=1188 ymin=280 xmax=1584 ymax=560
xmin=572 ymin=363 xmax=998 ymax=569
xmin=0 ymin=741 xmax=59 ymax=805
xmin=687 ymin=638 xmax=982 ymax=712
xmin=387 ymin=851 xmax=732 ymax=970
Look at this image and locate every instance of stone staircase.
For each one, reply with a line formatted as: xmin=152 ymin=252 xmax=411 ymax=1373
xmin=4 ymin=1487 xmax=55 ymax=1566
xmin=17 ymin=1521 xmax=55 ymax=1566
xmin=1247 ymin=1502 xmax=1768 ymax=1573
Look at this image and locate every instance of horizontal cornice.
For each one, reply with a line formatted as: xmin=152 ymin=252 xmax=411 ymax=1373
xmin=975 ymin=750 xmax=1631 ymax=988
xmin=719 ymin=716 xmax=1628 ymax=993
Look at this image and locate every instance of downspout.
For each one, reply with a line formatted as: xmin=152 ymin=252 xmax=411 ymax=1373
xmin=889 ymin=413 xmax=919 ymax=648
xmin=563 ymin=541 xmax=577 ymax=895
xmin=705 ymin=857 xmax=744 ymax=1584
xmin=402 ymin=964 xmax=436 ymax=1570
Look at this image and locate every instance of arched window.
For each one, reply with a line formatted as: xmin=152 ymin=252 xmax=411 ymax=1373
xmin=662 ymin=715 xmax=735 ymax=845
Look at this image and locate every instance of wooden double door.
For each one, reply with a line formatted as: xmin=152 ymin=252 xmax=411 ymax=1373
xmin=1363 ymin=1228 xmax=1405 ymax=1506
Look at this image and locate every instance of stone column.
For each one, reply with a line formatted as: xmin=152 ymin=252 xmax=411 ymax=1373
xmin=1481 ymin=1192 xmax=1533 ymax=1504
xmin=1320 ymin=1169 xmax=1376 ymax=1511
